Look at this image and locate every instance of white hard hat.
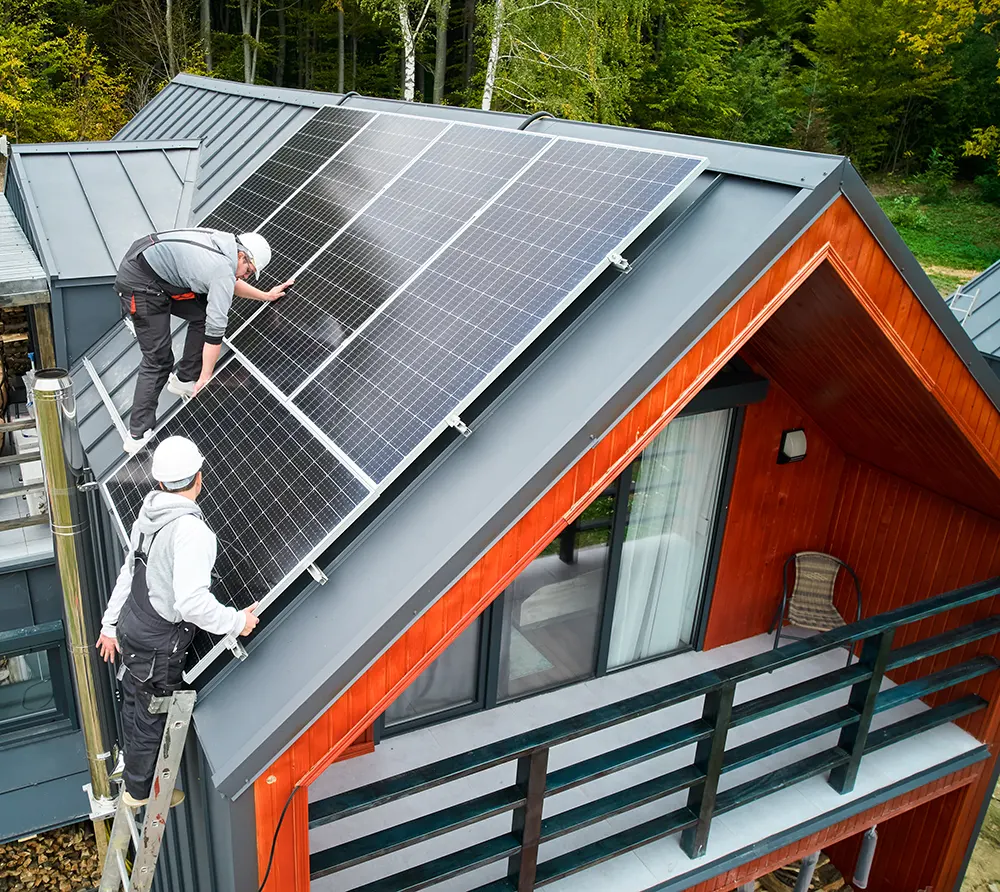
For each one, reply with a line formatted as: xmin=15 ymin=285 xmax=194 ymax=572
xmin=237 ymin=232 xmax=271 ymax=281
xmin=151 ymin=436 xmax=204 ymax=487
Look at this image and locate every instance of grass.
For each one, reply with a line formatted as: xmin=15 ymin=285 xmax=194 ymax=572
xmin=874 ymin=182 xmax=1000 ymax=276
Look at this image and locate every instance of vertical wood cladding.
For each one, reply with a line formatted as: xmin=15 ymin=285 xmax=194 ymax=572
xmin=254 ymin=197 xmax=1000 ymax=890
xmin=704 ymin=380 xmax=845 ymax=649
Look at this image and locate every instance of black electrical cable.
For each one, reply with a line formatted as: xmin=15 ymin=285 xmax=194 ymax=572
xmin=257 ymin=783 xmax=301 ymax=892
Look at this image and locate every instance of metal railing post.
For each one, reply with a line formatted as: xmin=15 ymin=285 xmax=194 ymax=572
xmin=33 ymin=369 xmax=114 ymax=862
xmin=508 ymin=747 xmax=549 ymax=891
xmin=829 ymin=629 xmax=895 ymax=794
xmin=681 ymin=681 xmax=735 ymax=858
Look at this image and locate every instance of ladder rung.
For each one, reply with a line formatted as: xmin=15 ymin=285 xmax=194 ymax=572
xmin=125 ymin=805 xmax=140 ymax=849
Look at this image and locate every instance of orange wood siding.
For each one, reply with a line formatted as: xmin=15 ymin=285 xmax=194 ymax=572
xmin=703 ymin=380 xmax=845 ymax=649
xmin=254 ymin=196 xmax=1000 ymax=891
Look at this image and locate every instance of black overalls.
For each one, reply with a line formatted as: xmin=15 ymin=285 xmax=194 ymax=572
xmin=115 ymin=234 xmax=222 ymax=438
xmin=116 ymin=527 xmax=195 ymax=800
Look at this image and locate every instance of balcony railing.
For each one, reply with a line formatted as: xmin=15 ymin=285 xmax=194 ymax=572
xmin=309 ymin=577 xmax=1000 ymax=892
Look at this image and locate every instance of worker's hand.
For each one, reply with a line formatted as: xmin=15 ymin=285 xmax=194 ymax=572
xmin=264 ymin=279 xmax=294 ymax=301
xmin=192 ymin=375 xmax=211 ymax=396
xmin=96 ymin=633 xmax=120 ymax=663
xmin=239 ymin=602 xmax=260 ymax=637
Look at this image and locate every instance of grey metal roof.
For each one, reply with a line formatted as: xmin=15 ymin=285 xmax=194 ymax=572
xmin=0 ymin=195 xmax=48 ymax=305
xmin=77 ymin=74 xmax=1000 ymax=799
xmin=7 ymin=141 xmax=200 ymax=283
xmin=949 ymin=258 xmax=1000 ymax=357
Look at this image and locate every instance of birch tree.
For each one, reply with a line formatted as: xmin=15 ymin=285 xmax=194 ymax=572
xmin=364 ymin=0 xmax=432 ymax=100
xmin=433 ymin=0 xmax=449 ymax=102
xmin=481 ymin=0 xmax=503 ymax=109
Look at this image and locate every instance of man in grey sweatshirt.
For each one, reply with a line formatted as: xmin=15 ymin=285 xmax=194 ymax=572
xmin=115 ymin=228 xmax=294 ymax=452
xmin=96 ymin=436 xmax=259 ymax=807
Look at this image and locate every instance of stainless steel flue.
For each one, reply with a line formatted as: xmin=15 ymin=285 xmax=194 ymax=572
xmin=33 ymin=369 xmax=112 ymax=858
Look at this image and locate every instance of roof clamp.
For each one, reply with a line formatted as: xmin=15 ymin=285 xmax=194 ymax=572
xmin=225 ymin=637 xmax=248 ymax=661
xmin=446 ymin=413 xmax=472 ymax=438
xmin=77 ymin=481 xmax=100 ymax=492
xmin=307 ymin=563 xmax=329 ymax=585
xmin=607 ymin=251 xmax=632 ymax=274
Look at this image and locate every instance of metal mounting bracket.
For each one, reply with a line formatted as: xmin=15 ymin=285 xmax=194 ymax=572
xmin=82 ymin=782 xmax=117 ymax=821
xmin=77 ymin=481 xmax=100 ymax=492
xmin=446 ymin=413 xmax=472 ymax=438
xmin=123 ymin=317 xmax=136 ymax=338
xmin=607 ymin=251 xmax=632 ymax=274
xmin=224 ymin=637 xmax=248 ymax=661
xmin=307 ymin=563 xmax=329 ymax=584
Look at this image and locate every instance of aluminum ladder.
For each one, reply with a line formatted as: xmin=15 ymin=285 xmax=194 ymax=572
xmin=98 ymin=690 xmax=196 ymax=892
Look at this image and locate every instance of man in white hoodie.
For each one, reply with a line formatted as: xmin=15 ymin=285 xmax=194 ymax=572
xmin=95 ymin=436 xmax=258 ymax=808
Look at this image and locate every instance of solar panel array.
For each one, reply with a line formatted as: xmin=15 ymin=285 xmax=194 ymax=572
xmin=101 ymin=104 xmax=707 ymax=678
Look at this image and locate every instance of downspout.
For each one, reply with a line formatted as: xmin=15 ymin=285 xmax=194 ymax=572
xmin=33 ymin=369 xmax=113 ymax=860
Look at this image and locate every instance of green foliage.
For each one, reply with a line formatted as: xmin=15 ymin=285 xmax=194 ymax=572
xmin=877 ymin=187 xmax=1000 ymax=269
xmin=976 ymin=169 xmax=1000 ymax=205
xmin=911 ymin=147 xmax=956 ymax=201
xmin=883 ymin=195 xmax=929 ymax=228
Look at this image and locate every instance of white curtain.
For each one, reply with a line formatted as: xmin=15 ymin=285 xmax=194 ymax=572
xmin=608 ymin=410 xmax=730 ymax=668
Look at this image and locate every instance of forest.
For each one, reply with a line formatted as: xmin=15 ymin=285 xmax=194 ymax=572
xmin=4 ymin=0 xmax=1000 ymax=183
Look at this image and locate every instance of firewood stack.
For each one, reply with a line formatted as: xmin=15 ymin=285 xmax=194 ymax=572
xmin=0 ymin=822 xmax=100 ymax=891
xmin=0 ymin=308 xmax=31 ymax=377
xmin=755 ymin=853 xmax=850 ymax=891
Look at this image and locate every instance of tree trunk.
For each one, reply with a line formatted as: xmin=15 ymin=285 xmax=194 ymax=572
xmin=250 ymin=0 xmax=262 ymax=83
xmin=433 ymin=0 xmax=449 ymax=103
xmin=201 ymin=0 xmax=212 ymax=71
xmin=352 ymin=32 xmax=357 ymax=89
xmin=398 ymin=0 xmax=416 ymax=101
xmin=275 ymin=3 xmax=286 ymax=86
xmin=240 ymin=0 xmax=252 ymax=82
xmin=165 ymin=0 xmax=177 ymax=76
xmin=463 ymin=0 xmax=475 ymax=88
xmin=482 ymin=0 xmax=503 ymax=110
xmin=338 ymin=5 xmax=345 ymax=93
xmin=297 ymin=13 xmax=305 ymax=87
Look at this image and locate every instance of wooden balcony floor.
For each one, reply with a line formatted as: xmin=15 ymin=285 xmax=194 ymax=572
xmin=309 ymin=632 xmax=984 ymax=892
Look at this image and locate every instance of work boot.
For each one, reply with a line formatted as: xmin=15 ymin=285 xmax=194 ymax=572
xmin=122 ymin=789 xmax=185 ymax=809
xmin=166 ymin=373 xmax=195 ymax=398
xmin=122 ymin=430 xmax=153 ymax=455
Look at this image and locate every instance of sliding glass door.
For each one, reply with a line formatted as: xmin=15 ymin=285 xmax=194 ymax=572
xmin=607 ymin=410 xmax=732 ymax=668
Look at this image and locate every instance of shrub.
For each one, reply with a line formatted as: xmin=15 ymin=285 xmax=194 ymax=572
xmin=912 ymin=148 xmax=956 ymax=203
xmin=975 ymin=170 xmax=1000 ymax=206
xmin=883 ymin=196 xmax=929 ymax=229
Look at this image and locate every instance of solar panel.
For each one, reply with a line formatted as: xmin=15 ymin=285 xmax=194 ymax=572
xmin=228 ymin=125 xmax=549 ymax=395
xmin=103 ymin=361 xmax=370 ymax=666
xmin=200 ymin=106 xmax=376 ymax=235
xmin=99 ymin=106 xmax=706 ymax=680
xmin=293 ymin=139 xmax=704 ymax=482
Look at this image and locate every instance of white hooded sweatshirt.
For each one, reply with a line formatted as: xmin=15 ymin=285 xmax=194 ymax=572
xmin=101 ymin=490 xmax=245 ymax=640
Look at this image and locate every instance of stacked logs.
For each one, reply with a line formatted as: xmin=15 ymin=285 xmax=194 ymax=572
xmin=0 ymin=822 xmax=100 ymax=891
xmin=0 ymin=308 xmax=31 ymax=377
xmin=755 ymin=853 xmax=849 ymax=891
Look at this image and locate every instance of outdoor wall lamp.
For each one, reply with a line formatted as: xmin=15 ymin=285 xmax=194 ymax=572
xmin=778 ymin=428 xmax=807 ymax=464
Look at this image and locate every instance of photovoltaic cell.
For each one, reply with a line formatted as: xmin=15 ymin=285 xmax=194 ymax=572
xmin=103 ymin=361 xmax=369 ymax=665
xmin=294 ymin=140 xmax=704 ymax=482
xmin=229 ymin=124 xmax=549 ymax=395
xmin=199 ymin=106 xmax=375 ymax=235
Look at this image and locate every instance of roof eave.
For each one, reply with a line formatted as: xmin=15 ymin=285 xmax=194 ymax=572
xmin=839 ymin=161 xmax=1000 ymax=414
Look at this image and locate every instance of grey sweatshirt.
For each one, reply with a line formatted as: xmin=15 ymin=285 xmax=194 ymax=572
xmin=101 ymin=491 xmax=245 ymax=640
xmin=142 ymin=229 xmax=239 ymax=343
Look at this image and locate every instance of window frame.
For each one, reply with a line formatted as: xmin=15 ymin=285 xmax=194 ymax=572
xmin=0 ymin=619 xmax=76 ymax=747
xmin=380 ymin=400 xmax=749 ymax=739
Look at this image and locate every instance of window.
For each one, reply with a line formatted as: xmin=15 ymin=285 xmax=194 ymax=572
xmin=607 ymin=410 xmax=732 ymax=668
xmin=0 ymin=621 xmax=74 ymax=741
xmin=381 ymin=407 xmax=738 ymax=736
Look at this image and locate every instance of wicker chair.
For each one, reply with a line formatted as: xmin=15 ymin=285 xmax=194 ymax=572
xmin=770 ymin=552 xmax=863 ymax=665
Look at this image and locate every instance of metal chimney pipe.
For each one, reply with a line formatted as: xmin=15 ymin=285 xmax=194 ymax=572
xmin=33 ymin=369 xmax=112 ymax=858
xmin=793 ymin=851 xmax=820 ymax=892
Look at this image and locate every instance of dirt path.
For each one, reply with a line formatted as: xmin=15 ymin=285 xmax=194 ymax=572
xmin=923 ymin=263 xmax=980 ymax=280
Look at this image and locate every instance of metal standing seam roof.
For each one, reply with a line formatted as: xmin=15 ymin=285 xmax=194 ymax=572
xmin=951 ymin=258 xmax=1000 ymax=357
xmin=0 ymin=195 xmax=48 ymax=304
xmin=73 ymin=74 xmax=1000 ymax=798
xmin=7 ymin=141 xmax=200 ymax=283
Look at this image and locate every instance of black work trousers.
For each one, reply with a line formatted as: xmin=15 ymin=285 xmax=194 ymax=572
xmin=120 ymin=289 xmax=207 ymax=438
xmin=119 ymin=667 xmax=180 ymax=799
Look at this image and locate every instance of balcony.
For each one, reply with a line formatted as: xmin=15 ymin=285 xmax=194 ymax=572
xmin=308 ymin=579 xmax=1000 ymax=892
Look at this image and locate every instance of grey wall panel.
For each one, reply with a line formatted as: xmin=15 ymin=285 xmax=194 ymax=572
xmin=63 ymin=283 xmax=123 ymax=365
xmin=0 ymin=562 xmax=62 ymax=633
